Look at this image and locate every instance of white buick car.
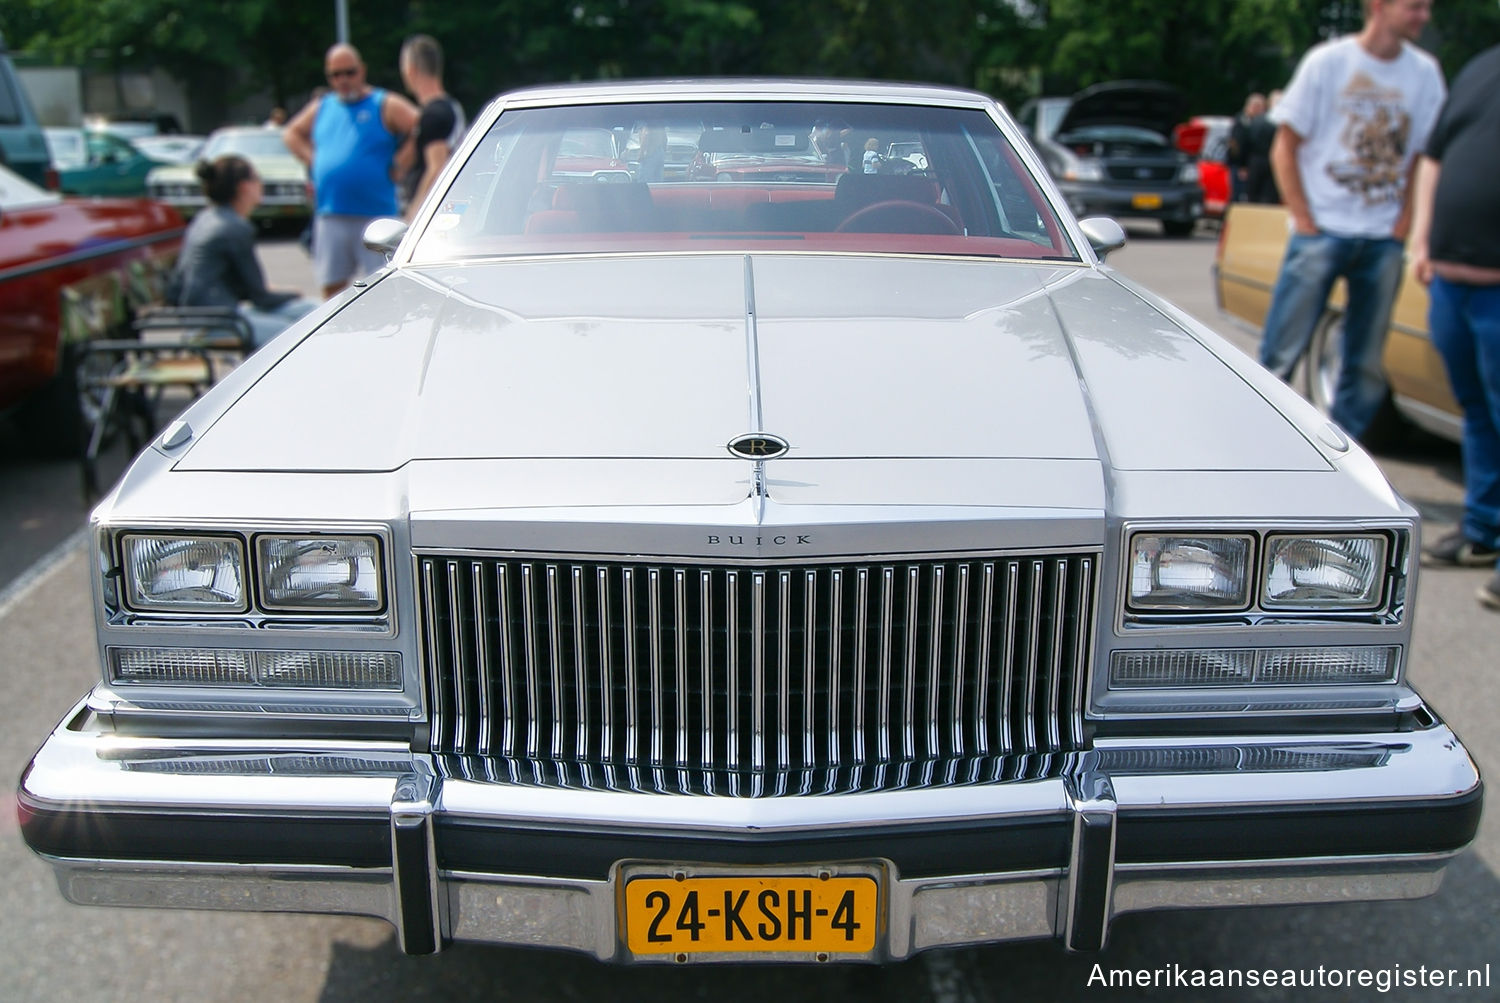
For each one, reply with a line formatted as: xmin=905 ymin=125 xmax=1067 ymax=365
xmin=19 ymin=79 xmax=1480 ymax=963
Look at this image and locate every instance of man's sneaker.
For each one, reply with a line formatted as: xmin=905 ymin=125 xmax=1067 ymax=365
xmin=1479 ymin=570 xmax=1500 ymax=612
xmin=1422 ymin=530 xmax=1500 ymax=568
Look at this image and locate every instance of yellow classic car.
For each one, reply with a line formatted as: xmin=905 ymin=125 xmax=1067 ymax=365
xmin=1213 ymin=202 xmax=1460 ymax=444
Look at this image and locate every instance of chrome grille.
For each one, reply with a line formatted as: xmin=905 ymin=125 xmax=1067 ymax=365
xmin=436 ymin=751 xmax=1077 ymax=796
xmin=418 ymin=553 xmax=1096 ymax=771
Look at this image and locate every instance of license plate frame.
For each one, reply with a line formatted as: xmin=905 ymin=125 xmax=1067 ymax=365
xmin=618 ymin=861 xmax=885 ymax=962
xmin=1131 ymin=192 xmax=1164 ymax=210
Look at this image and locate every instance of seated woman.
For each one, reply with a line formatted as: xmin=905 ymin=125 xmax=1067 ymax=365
xmin=168 ymin=155 xmax=317 ymax=348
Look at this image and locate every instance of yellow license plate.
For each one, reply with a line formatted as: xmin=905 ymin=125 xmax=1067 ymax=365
xmin=624 ymin=873 xmax=878 ymax=956
xmin=1132 ymin=193 xmax=1163 ymax=209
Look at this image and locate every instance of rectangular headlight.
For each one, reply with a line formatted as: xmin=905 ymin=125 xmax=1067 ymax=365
xmin=121 ymin=534 xmax=247 ymax=612
xmin=1128 ymin=533 xmax=1253 ymax=610
xmin=257 ymin=535 xmax=384 ymax=612
xmin=1262 ymin=535 xmax=1387 ymax=609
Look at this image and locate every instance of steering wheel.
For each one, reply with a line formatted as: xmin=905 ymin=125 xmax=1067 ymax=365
xmin=835 ymin=200 xmax=961 ymax=235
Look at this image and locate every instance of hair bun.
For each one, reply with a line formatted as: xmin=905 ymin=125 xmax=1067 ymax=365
xmin=194 ymin=159 xmax=216 ymax=185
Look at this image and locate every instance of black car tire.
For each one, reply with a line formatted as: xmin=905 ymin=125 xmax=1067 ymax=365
xmin=1303 ymin=309 xmax=1407 ymax=450
xmin=1161 ymin=219 xmax=1196 ymax=238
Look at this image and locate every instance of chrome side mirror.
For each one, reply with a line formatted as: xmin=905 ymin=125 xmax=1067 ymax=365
xmin=362 ymin=217 xmax=408 ymax=257
xmin=1078 ymin=216 xmax=1126 ymax=260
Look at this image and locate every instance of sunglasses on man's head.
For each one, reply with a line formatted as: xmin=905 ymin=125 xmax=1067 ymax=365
xmin=327 ymin=67 xmax=358 ymax=79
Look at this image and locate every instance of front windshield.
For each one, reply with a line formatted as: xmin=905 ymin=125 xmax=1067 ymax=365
xmin=411 ymin=100 xmax=1076 ymax=262
xmin=203 ymin=130 xmax=292 ymax=160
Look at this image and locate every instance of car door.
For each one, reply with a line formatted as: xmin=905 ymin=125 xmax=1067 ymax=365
xmin=83 ymin=133 xmax=151 ymax=195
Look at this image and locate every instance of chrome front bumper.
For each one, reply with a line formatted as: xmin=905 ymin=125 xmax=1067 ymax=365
xmin=19 ymin=704 xmax=1482 ymax=961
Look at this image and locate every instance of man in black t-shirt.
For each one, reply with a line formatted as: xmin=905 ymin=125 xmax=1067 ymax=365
xmin=399 ymin=34 xmax=466 ymax=220
xmin=1410 ymin=44 xmax=1500 ymax=610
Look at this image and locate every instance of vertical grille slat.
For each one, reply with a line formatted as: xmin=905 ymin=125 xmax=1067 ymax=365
xmin=876 ymin=567 xmax=896 ymax=763
xmin=926 ymin=566 xmax=944 ymax=759
xmin=700 ymin=569 xmax=713 ymax=767
xmin=902 ymin=566 xmax=920 ymax=761
xmin=497 ymin=565 xmax=517 ymax=756
xmin=777 ymin=571 xmax=792 ymax=772
xmin=446 ymin=562 xmax=469 ymax=754
xmin=622 ymin=569 xmax=640 ymax=764
xmin=474 ymin=564 xmax=494 ymax=756
xmin=998 ymin=562 xmax=1018 ymax=755
xmin=521 ymin=565 xmax=541 ymax=759
xmin=647 ymin=568 xmax=664 ymax=766
xmin=546 ymin=566 xmax=564 ymax=760
xmin=419 ymin=552 xmax=1096 ymax=783
xmin=802 ymin=570 xmax=817 ymax=768
xmin=950 ymin=564 xmax=969 ymax=757
xmin=1047 ymin=562 xmax=1068 ymax=751
xmin=974 ymin=562 xmax=995 ymax=756
xmin=674 ymin=570 xmax=689 ymax=768
xmin=570 ymin=567 xmax=587 ymax=761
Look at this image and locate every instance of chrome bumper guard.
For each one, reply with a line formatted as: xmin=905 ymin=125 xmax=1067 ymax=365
xmin=19 ymin=707 xmax=1481 ymax=961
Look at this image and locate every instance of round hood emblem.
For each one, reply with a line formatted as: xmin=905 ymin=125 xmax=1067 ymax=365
xmin=728 ymin=433 xmax=790 ymax=460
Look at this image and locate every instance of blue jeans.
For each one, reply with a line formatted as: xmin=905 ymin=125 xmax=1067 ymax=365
xmin=1258 ymin=232 xmax=1405 ymax=439
xmin=1429 ymin=276 xmax=1500 ymax=554
xmin=242 ymin=297 xmax=319 ymax=349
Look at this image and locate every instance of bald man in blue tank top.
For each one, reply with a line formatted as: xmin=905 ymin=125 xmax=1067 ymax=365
xmin=285 ymin=44 xmax=418 ymax=297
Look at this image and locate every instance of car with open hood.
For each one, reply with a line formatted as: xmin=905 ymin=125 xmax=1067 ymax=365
xmin=17 ymin=79 xmax=1480 ymax=964
xmin=1020 ymin=80 xmax=1203 ymax=236
xmin=145 ymin=126 xmax=308 ymax=222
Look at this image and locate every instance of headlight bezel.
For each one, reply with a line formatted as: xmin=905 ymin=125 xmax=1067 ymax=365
xmin=1260 ymin=533 xmax=1390 ymax=611
xmin=1126 ymin=532 xmax=1255 ymax=613
xmin=118 ymin=532 xmax=250 ymax=614
xmin=1120 ymin=524 xmax=1405 ymax=628
xmin=255 ymin=534 xmax=387 ymax=614
xmin=105 ymin=525 xmax=395 ymax=627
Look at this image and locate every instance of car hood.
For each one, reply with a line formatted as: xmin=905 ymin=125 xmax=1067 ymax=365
xmin=1055 ymin=80 xmax=1185 ymax=140
xmin=176 ymin=254 xmax=1327 ymax=479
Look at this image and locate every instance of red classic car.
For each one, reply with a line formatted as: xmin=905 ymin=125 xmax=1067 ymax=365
xmin=1173 ymin=115 xmax=1233 ymax=219
xmin=0 ymin=163 xmax=183 ymax=452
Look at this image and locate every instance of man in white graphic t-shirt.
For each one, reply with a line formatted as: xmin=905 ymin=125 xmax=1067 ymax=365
xmin=1257 ymin=0 xmax=1445 ymax=443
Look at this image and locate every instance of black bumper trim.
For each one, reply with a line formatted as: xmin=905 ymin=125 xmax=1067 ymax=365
xmin=1115 ymin=785 xmax=1483 ymax=864
xmin=436 ymin=815 xmax=1074 ymax=880
xmin=17 ymin=790 xmax=391 ymax=868
xmin=20 ymin=787 xmax=1482 ymax=878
